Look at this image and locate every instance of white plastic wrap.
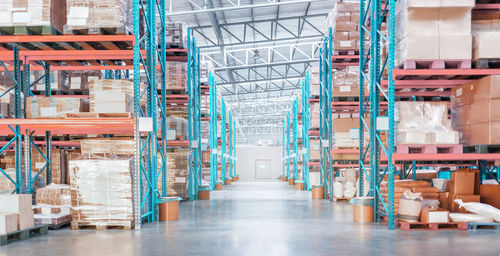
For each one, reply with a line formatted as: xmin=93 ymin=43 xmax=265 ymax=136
xmin=66 ymin=0 xmax=133 ymax=34
xmin=454 ymin=199 xmax=500 ymax=222
xmin=0 ymin=0 xmax=66 ymax=32
xmin=166 ymin=62 xmax=187 ymax=90
xmin=69 ymin=159 xmax=134 ymax=225
xmin=200 ymin=61 xmax=215 ymax=84
xmin=165 ymin=22 xmax=188 ymax=48
xmin=166 ymin=116 xmax=187 ymax=140
xmin=449 ymin=213 xmax=493 ymax=223
xmin=343 ymin=181 xmax=356 ymax=198
xmin=333 ymin=182 xmax=344 ymax=198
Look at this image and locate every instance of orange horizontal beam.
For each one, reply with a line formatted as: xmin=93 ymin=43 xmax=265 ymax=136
xmin=392 ymin=153 xmax=500 ymax=162
xmin=393 ymin=68 xmax=500 ymax=77
xmin=0 ymin=118 xmax=134 ymax=135
xmin=0 ymin=35 xmax=134 ymax=44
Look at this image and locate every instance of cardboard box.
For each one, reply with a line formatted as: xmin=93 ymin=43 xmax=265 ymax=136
xmin=473 ymin=32 xmax=500 ymax=60
xmin=480 ymin=184 xmax=500 ymax=209
xmin=430 ymin=131 xmax=459 ymax=144
xmin=420 ymin=207 xmax=449 ymax=223
xmin=449 ymin=171 xmax=475 ymax=195
xmin=0 ymin=213 xmax=18 ymax=235
xmin=333 ymin=118 xmax=358 ymax=133
xmin=438 ymin=8 xmax=471 ymax=35
xmin=397 ymin=8 xmax=439 ymax=39
xmin=396 ymin=35 xmax=439 ymax=67
xmin=469 ymin=76 xmax=500 ymax=104
xmin=398 ymin=131 xmax=432 ymax=144
xmin=0 ymin=194 xmax=34 ymax=230
xmin=438 ymin=192 xmax=450 ymax=210
xmin=468 ymin=121 xmax=500 ymax=145
xmin=439 ymin=34 xmax=472 ymax=60
xmin=467 ymin=99 xmax=500 ymax=124
xmin=450 ymin=194 xmax=480 ymax=213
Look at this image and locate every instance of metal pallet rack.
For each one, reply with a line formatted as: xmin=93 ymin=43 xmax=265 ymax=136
xmin=0 ymin=0 xmax=202 ymax=229
xmin=318 ymin=29 xmax=333 ymax=199
xmin=219 ymin=99 xmax=235 ymax=183
xmin=359 ymin=0 xmax=500 ymax=229
xmin=301 ymin=72 xmax=311 ymax=190
xmin=209 ymin=73 xmax=218 ymax=189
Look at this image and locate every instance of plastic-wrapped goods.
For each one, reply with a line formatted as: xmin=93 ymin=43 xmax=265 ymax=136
xmin=398 ymin=190 xmax=423 ymax=223
xmin=454 ymin=199 xmax=500 ymax=222
xmin=26 ymin=97 xmax=88 ymax=118
xmin=309 ymin=101 xmax=319 ymax=128
xmin=80 ymin=139 xmax=135 ymax=156
xmin=432 ymin=178 xmax=448 ymax=192
xmin=333 ymin=182 xmax=344 ymax=198
xmin=309 ymin=170 xmax=321 ymax=187
xmin=164 ymin=152 xmax=189 ymax=200
xmin=472 ymin=20 xmax=500 ymax=60
xmin=325 ymin=1 xmax=360 ymax=50
xmin=200 ymin=61 xmax=214 ymax=84
xmin=31 ymin=70 xmax=61 ymax=91
xmin=201 ymin=121 xmax=210 ymax=141
xmin=65 ymin=0 xmax=133 ymax=34
xmin=165 ymin=22 xmax=187 ymax=48
xmin=333 ymin=66 xmax=359 ymax=97
xmin=89 ymin=79 xmax=134 ymax=113
xmin=309 ymin=140 xmax=320 ymax=160
xmin=344 ymin=182 xmax=356 ymax=198
xmin=36 ymin=184 xmax=71 ymax=206
xmin=166 ymin=116 xmax=187 ymax=140
xmin=396 ymin=102 xmax=459 ymax=145
xmin=0 ymin=0 xmax=66 ymax=32
xmin=356 ymin=175 xmax=370 ymax=197
xmin=69 ymin=159 xmax=134 ymax=226
xmin=309 ymin=67 xmax=320 ymax=96
xmin=449 ymin=213 xmax=493 ymax=223
xmin=166 ymin=62 xmax=186 ymax=90
xmin=0 ymin=84 xmax=14 ymax=118
xmin=0 ymin=168 xmax=16 ymax=192
xmin=59 ymin=71 xmax=102 ymax=91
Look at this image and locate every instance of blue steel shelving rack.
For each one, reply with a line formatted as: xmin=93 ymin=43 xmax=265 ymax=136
xmin=319 ymin=28 xmax=333 ymax=199
xmin=209 ymin=73 xmax=218 ymax=189
xmin=220 ymin=99 xmax=228 ymax=183
xmin=292 ymin=99 xmax=299 ymax=182
xmin=301 ymin=72 xmax=311 ymax=190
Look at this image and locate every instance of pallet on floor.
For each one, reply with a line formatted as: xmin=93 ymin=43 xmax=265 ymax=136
xmin=398 ymin=59 xmax=471 ymax=70
xmin=0 ymin=225 xmax=49 ymax=246
xmin=468 ymin=222 xmax=500 ymax=230
xmin=398 ymin=221 xmax=467 ymax=231
xmin=396 ymin=144 xmax=463 ymax=154
xmin=70 ymin=221 xmax=134 ymax=230
xmin=64 ymin=112 xmax=132 ymax=119
xmin=35 ymin=214 xmax=72 ymax=230
xmin=332 ymin=197 xmax=352 ymax=202
xmin=463 ymin=144 xmax=500 ymax=154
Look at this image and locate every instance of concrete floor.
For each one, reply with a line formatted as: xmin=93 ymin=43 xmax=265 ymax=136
xmin=1 ymin=181 xmax=500 ymax=256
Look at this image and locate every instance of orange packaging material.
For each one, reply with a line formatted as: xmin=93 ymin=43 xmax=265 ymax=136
xmin=439 ymin=192 xmax=450 ymax=210
xmin=312 ymin=186 xmax=324 ymax=199
xmin=480 ymin=184 xmax=500 ymax=209
xmin=353 ymin=205 xmax=374 ymax=223
xmin=296 ymin=182 xmax=305 ymax=191
xmin=288 ymin=178 xmax=295 ymax=185
xmin=411 ymin=187 xmax=439 ymax=193
xmin=198 ymin=190 xmax=210 ymax=200
xmin=232 ymin=177 xmax=238 ymax=182
xmin=214 ymin=183 xmax=223 ymax=190
xmin=159 ymin=200 xmax=179 ymax=221
xmin=224 ymin=179 xmax=232 ymax=185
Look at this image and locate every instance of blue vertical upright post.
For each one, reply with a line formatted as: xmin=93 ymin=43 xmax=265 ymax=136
xmin=282 ymin=121 xmax=286 ymax=178
xmin=228 ymin=112 xmax=233 ymax=181
xmin=209 ymin=73 xmax=218 ymax=189
xmin=302 ymin=72 xmax=310 ymax=190
xmin=292 ymin=100 xmax=298 ymax=181
xmin=286 ymin=112 xmax=291 ymax=179
xmin=232 ymin=119 xmax=236 ymax=177
xmin=221 ymin=100 xmax=227 ymax=183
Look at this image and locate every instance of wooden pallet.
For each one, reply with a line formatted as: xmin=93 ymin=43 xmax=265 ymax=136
xmin=396 ymin=144 xmax=463 ymax=154
xmin=0 ymin=26 xmax=61 ymax=35
xmin=398 ymin=221 xmax=467 ymax=231
xmin=463 ymin=144 xmax=500 ymax=154
xmin=332 ymin=96 xmax=360 ymax=102
xmin=398 ymin=59 xmax=471 ymax=70
xmin=475 ymin=58 xmax=500 ymax=69
xmin=35 ymin=214 xmax=72 ymax=230
xmin=64 ymin=112 xmax=132 ymax=119
xmin=165 ymin=89 xmax=187 ymax=95
xmin=0 ymin=225 xmax=49 ymax=246
xmin=468 ymin=222 xmax=500 ymax=230
xmin=70 ymin=221 xmax=134 ymax=230
xmin=333 ymin=50 xmax=359 ymax=56
xmin=332 ymin=197 xmax=352 ymax=202
xmin=63 ymin=26 xmax=129 ymax=35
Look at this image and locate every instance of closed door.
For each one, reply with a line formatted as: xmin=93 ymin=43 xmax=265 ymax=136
xmin=255 ymin=159 xmax=271 ymax=179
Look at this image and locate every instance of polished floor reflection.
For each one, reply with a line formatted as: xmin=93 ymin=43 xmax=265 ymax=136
xmin=1 ymin=181 xmax=499 ymax=256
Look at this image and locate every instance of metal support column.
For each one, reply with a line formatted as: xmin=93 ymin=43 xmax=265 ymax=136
xmin=302 ymin=72 xmax=310 ymax=190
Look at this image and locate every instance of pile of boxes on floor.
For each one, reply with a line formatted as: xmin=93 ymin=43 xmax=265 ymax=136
xmin=0 ymin=194 xmax=35 ymax=235
xmin=379 ymin=170 xmax=500 ymax=224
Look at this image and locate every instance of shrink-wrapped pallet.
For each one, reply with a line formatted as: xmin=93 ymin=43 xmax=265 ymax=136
xmin=69 ymin=159 xmax=134 ymax=226
xmin=0 ymin=0 xmax=66 ymax=32
xmin=26 ymin=97 xmax=88 ymax=118
xmin=59 ymin=70 xmax=102 ymax=91
xmin=165 ymin=62 xmax=186 ymax=90
xmin=166 ymin=116 xmax=187 ymax=140
xmin=159 ymin=151 xmax=189 ymax=200
xmin=65 ymin=0 xmax=132 ymax=34
xmin=80 ymin=139 xmax=135 ymax=156
xmin=88 ymin=79 xmax=134 ymax=113
xmin=200 ymin=61 xmax=214 ymax=84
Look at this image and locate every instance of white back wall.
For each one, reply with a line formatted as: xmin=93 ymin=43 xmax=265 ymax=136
xmin=235 ymin=145 xmax=283 ymax=182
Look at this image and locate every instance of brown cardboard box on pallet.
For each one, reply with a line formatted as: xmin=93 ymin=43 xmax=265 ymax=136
xmin=65 ymin=0 xmax=132 ymax=34
xmin=480 ymin=184 xmax=500 ymax=209
xmin=449 ymin=171 xmax=475 ymax=195
xmin=26 ymin=97 xmax=88 ymax=118
xmin=0 ymin=0 xmax=67 ymax=32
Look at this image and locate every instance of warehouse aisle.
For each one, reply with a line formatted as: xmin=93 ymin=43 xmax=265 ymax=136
xmin=1 ymin=182 xmax=500 ymax=256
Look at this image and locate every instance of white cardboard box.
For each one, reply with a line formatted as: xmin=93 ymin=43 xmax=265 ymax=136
xmin=439 ymin=34 xmax=472 ymax=60
xmin=0 ymin=213 xmax=18 ymax=235
xmin=0 ymin=194 xmax=34 ymax=230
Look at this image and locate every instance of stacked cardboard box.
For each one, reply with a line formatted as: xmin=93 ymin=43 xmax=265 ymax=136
xmin=439 ymin=169 xmax=480 ymax=213
xmin=65 ymin=0 xmax=132 ymax=33
xmin=0 ymin=194 xmax=34 ymax=234
xmin=165 ymin=22 xmax=187 ymax=48
xmin=325 ymin=2 xmax=360 ymax=51
xmin=26 ymin=97 xmax=88 ymax=118
xmin=89 ymin=79 xmax=134 ymax=113
xmin=309 ymin=139 xmax=320 ymax=161
xmin=396 ymin=101 xmax=459 ymax=145
xmin=0 ymin=84 xmax=14 ymax=118
xmin=200 ymin=61 xmax=214 ymax=84
xmin=164 ymin=151 xmax=189 ymax=200
xmin=0 ymin=0 xmax=66 ymax=32
xmin=80 ymin=139 xmax=135 ymax=156
xmin=472 ymin=19 xmax=500 ymax=61
xmin=59 ymin=70 xmax=101 ymax=91
xmin=31 ymin=70 xmax=61 ymax=91
xmin=480 ymin=184 xmax=500 ymax=209
xmin=395 ymin=0 xmax=474 ymax=67
xmin=31 ymin=147 xmax=63 ymax=184
xmin=309 ymin=67 xmax=320 ymax=97
xmin=332 ymin=118 xmax=360 ymax=152
xmin=451 ymin=75 xmax=500 ymax=145
xmin=166 ymin=116 xmax=187 ymax=140
xmin=166 ymin=62 xmax=186 ymax=90
xmin=201 ymin=95 xmax=210 ymax=115
xmin=333 ymin=66 xmax=359 ymax=97
xmin=69 ymin=159 xmax=134 ymax=227
xmin=34 ymin=184 xmax=72 ymax=226
xmin=309 ymin=101 xmax=320 ymax=129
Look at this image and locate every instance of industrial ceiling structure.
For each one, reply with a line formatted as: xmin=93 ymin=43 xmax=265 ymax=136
xmin=167 ymin=0 xmax=334 ymax=145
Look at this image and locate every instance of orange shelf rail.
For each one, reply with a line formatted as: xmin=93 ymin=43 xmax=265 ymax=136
xmin=0 ymin=118 xmax=134 ymax=135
